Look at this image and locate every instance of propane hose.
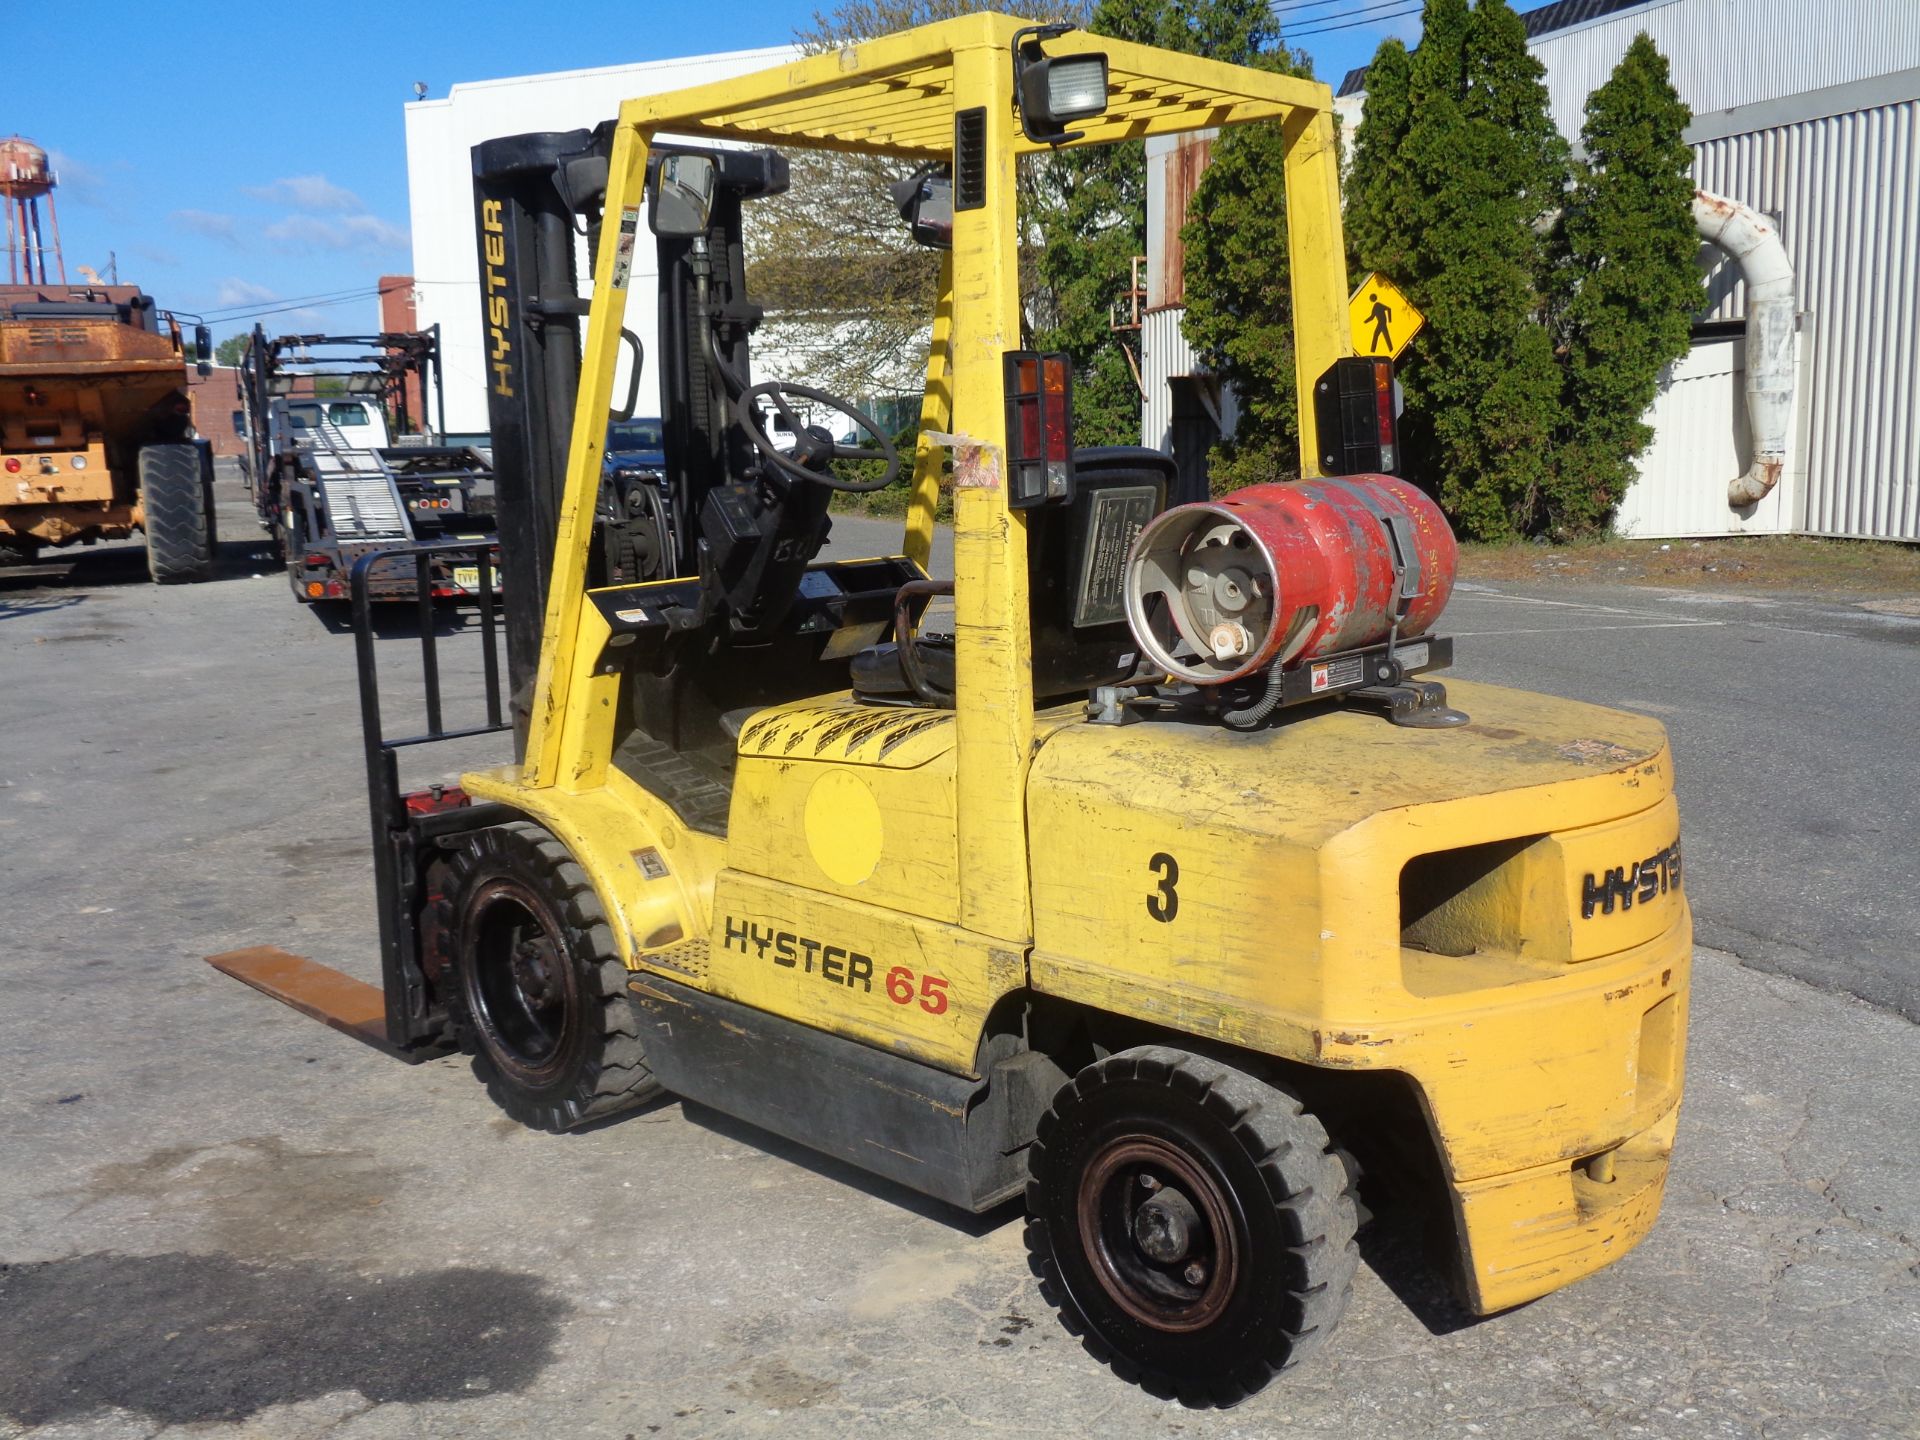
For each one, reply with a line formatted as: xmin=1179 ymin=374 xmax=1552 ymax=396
xmin=1220 ymin=665 xmax=1284 ymax=730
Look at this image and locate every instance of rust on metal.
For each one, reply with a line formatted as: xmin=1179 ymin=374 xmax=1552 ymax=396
xmin=204 ymin=945 xmax=419 ymax=1061
xmin=1151 ymin=132 xmax=1211 ymax=310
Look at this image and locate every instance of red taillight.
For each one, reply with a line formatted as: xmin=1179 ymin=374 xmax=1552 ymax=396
xmin=1374 ymin=360 xmax=1396 ymax=471
xmin=3 ymin=457 xmax=18 ymax=474
xmin=1002 ymin=350 xmax=1076 ymax=509
xmin=1042 ymin=357 xmax=1069 ymax=463
xmin=304 ymin=554 xmax=328 ymax=567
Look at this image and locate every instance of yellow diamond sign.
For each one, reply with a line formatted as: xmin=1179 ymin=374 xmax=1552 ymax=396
xmin=1348 ymin=272 xmax=1424 ymax=361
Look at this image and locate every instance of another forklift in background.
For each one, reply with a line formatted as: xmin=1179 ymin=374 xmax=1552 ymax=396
xmin=0 ymin=283 xmax=216 ymax=581
xmin=234 ymin=327 xmax=497 ymax=603
xmin=216 ymin=14 xmax=1691 ymax=1405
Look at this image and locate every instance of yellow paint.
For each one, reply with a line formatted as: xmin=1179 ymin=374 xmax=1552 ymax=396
xmin=804 ymin=770 xmax=885 ymax=886
xmin=1348 ymin=271 xmax=1425 ymax=361
xmin=705 ymin=868 xmax=1025 ymax=1074
xmin=458 ymin=14 xmax=1689 ymax=1316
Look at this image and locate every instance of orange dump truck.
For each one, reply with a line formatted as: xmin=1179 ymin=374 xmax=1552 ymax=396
xmin=1 ymin=284 xmax=215 ymax=581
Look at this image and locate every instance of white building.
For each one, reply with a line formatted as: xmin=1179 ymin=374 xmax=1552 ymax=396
xmin=1145 ymin=0 xmax=1920 ymax=540
xmin=403 ymin=45 xmax=795 ymax=435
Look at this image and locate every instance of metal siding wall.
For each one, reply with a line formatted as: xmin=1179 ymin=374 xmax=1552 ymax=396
xmin=1530 ymin=0 xmax=1920 ymax=143
xmin=1140 ymin=307 xmax=1194 ymax=450
xmin=1618 ymin=335 xmax=1808 ymax=537
xmin=1692 ymin=97 xmax=1920 ymax=539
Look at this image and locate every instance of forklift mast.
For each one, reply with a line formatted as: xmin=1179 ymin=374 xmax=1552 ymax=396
xmin=471 ymin=130 xmax=809 ymax=748
xmin=471 ymin=128 xmax=609 ymax=741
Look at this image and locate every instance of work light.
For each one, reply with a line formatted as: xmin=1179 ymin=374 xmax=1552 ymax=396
xmin=1013 ymin=25 xmax=1110 ymax=145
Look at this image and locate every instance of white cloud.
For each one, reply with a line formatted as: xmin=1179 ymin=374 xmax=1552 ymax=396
xmin=174 ymin=209 xmax=239 ymax=242
xmin=243 ymin=174 xmax=364 ymax=212
xmin=214 ymin=277 xmax=278 ymax=308
xmin=46 ymin=149 xmax=111 ymax=209
xmin=263 ymin=212 xmax=409 ymax=253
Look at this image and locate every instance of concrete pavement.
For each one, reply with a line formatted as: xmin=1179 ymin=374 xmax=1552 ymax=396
xmin=1 ymin=479 xmax=1915 ymax=1438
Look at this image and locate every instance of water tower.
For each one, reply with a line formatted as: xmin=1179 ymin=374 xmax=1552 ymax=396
xmin=0 ymin=136 xmax=66 ymax=286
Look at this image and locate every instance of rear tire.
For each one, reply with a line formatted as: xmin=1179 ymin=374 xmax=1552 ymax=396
xmin=440 ymin=822 xmax=660 ymax=1132
xmin=1024 ymin=1046 xmax=1359 ymax=1406
xmin=142 ymin=443 xmax=214 ymax=583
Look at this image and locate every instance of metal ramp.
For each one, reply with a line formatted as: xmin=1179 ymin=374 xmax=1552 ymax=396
xmin=303 ymin=425 xmax=413 ymax=541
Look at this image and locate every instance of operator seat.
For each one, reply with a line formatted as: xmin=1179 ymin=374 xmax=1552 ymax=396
xmin=852 ymin=447 xmax=1178 ymax=706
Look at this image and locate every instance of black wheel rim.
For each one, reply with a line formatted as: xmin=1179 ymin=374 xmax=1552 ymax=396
xmin=463 ymin=878 xmax=579 ymax=1089
xmin=1076 ymin=1133 xmax=1242 ymax=1334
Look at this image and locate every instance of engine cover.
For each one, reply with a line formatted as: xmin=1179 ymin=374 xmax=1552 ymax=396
xmin=1121 ymin=475 xmax=1456 ymax=685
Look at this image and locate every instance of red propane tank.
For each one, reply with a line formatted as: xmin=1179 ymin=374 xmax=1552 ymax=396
xmin=1122 ymin=475 xmax=1457 ymax=685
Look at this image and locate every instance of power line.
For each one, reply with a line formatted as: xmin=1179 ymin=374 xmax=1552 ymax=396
xmin=200 ymin=279 xmax=415 ymax=326
xmin=204 ymin=288 xmax=400 ymax=325
xmin=1288 ymin=2 xmax=1423 ymax=37
xmin=199 ymin=283 xmax=382 ymax=318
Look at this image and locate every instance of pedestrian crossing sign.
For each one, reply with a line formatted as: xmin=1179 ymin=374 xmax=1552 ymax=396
xmin=1348 ymin=273 xmax=1424 ymax=361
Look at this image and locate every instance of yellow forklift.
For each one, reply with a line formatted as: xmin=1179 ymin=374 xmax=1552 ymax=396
xmin=256 ymin=14 xmax=1690 ymax=1405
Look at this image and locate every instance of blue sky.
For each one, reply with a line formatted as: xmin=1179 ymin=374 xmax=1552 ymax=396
xmin=10 ymin=1 xmax=1417 ymax=348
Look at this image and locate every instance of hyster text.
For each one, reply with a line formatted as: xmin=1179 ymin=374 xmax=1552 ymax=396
xmin=723 ymin=917 xmax=874 ymax=991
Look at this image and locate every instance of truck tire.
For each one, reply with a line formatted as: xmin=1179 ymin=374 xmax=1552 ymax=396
xmin=1024 ymin=1046 xmax=1359 ymax=1406
xmin=440 ymin=822 xmax=660 ymax=1132
xmin=142 ymin=443 xmax=214 ymax=583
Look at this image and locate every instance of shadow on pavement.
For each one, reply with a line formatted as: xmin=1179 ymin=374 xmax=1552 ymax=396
xmin=0 ymin=1250 xmax=569 ymax=1426
xmin=307 ymin=595 xmax=498 ymax=640
xmin=0 ymin=531 xmax=275 ymax=595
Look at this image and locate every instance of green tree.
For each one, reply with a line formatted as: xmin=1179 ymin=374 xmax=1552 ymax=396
xmin=1547 ymin=34 xmax=1698 ymax=533
xmin=214 ymin=333 xmax=249 ymax=368
xmin=1032 ymin=0 xmax=1281 ymax=447
xmin=1386 ymin=0 xmax=1568 ymax=540
xmin=1177 ymin=51 xmax=1315 ymax=490
xmin=1343 ymin=37 xmax=1414 ymax=283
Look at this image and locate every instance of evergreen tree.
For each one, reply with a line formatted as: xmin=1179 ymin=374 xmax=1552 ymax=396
xmin=1343 ymin=37 xmax=1415 ymax=283
xmin=1401 ymin=0 xmax=1568 ymax=540
xmin=1178 ymin=51 xmax=1315 ymax=490
xmin=1548 ymin=33 xmax=1698 ymax=532
xmin=1033 ymin=0 xmax=1280 ymax=446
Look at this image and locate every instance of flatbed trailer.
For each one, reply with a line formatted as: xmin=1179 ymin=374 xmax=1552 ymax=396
xmin=235 ymin=327 xmax=498 ymax=603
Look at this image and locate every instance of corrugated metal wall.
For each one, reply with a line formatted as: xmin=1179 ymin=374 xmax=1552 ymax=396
xmin=1690 ymin=95 xmax=1920 ymax=539
xmin=1140 ymin=307 xmax=1190 ymax=450
xmin=1530 ymin=0 xmax=1920 ymax=146
xmin=1618 ymin=333 xmax=1811 ymax=537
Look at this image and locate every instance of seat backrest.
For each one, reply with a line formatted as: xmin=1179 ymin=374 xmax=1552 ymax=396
xmin=1027 ymin=447 xmax=1176 ymax=701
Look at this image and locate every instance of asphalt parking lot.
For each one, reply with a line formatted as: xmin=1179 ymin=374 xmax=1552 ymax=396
xmin=2 ymin=472 xmax=1916 ymax=1439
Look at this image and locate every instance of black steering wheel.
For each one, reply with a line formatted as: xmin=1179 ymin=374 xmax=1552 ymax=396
xmin=737 ymin=381 xmax=901 ymax=493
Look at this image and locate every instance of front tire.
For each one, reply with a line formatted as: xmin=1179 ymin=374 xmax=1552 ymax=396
xmin=441 ymin=823 xmax=659 ymax=1131
xmin=141 ymin=442 xmax=215 ymax=583
xmin=1024 ymin=1046 xmax=1359 ymax=1406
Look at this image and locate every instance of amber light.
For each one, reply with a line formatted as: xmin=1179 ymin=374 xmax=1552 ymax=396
xmin=306 ymin=581 xmax=325 ymax=598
